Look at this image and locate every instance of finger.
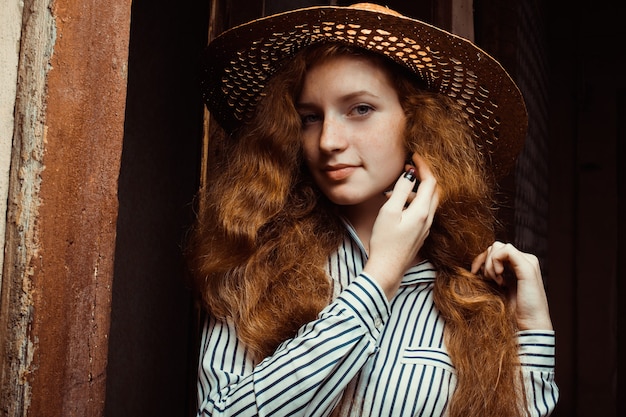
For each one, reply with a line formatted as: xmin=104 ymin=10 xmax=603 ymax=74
xmin=482 ymin=244 xmax=495 ymax=278
xmin=406 ymin=153 xmax=437 ymax=204
xmin=481 ymin=242 xmax=507 ymax=285
xmin=487 ymin=242 xmax=516 ymax=275
xmin=489 ymin=243 xmax=541 ymax=283
xmin=471 ymin=250 xmax=488 ymax=274
xmin=383 ymin=159 xmax=423 ymax=200
xmin=402 ymin=155 xmax=441 ymax=234
xmin=384 ymin=167 xmax=419 ymax=209
xmin=410 ymin=153 xmax=435 ymax=184
xmin=488 ymin=242 xmax=538 ymax=286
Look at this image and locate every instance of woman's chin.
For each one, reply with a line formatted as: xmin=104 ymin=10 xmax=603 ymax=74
xmin=329 ymin=192 xmax=388 ymax=210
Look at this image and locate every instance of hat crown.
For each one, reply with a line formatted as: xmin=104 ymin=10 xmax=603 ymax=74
xmin=348 ymin=3 xmax=403 ymax=17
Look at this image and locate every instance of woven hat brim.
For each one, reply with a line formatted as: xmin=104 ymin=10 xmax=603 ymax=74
xmin=200 ymin=6 xmax=528 ymax=177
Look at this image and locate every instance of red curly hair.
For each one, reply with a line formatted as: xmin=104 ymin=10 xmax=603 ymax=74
xmin=188 ymin=43 xmax=527 ymax=417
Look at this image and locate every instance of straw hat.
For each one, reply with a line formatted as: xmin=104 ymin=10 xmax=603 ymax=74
xmin=200 ymin=3 xmax=527 ymax=177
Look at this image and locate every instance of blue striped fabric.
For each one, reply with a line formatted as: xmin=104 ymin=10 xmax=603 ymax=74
xmin=197 ymin=223 xmax=558 ymax=416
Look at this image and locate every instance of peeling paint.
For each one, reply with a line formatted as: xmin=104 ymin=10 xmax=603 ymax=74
xmin=0 ymin=0 xmax=26 ymax=293
xmin=2 ymin=0 xmax=132 ymax=414
xmin=0 ymin=0 xmax=56 ymax=414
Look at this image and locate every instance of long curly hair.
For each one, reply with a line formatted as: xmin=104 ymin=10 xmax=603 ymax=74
xmin=188 ymin=43 xmax=527 ymax=417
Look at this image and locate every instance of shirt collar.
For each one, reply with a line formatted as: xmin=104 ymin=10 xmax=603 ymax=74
xmin=340 ymin=217 xmax=436 ymax=285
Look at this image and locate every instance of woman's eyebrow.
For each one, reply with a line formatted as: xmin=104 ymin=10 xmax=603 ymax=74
xmin=338 ymin=90 xmax=380 ymax=102
xmin=297 ymin=90 xmax=380 ymax=108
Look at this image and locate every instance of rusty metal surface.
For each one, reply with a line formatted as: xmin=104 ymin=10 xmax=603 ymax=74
xmin=0 ymin=0 xmax=131 ymax=415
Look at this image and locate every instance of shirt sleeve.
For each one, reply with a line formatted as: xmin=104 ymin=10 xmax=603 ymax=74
xmin=196 ymin=273 xmax=390 ymax=417
xmin=517 ymin=330 xmax=560 ymax=416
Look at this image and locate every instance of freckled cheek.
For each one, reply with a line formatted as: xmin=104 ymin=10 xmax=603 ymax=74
xmin=379 ymin=145 xmax=408 ymax=178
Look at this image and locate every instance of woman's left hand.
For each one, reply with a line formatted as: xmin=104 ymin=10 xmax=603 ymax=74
xmin=471 ymin=242 xmax=553 ymax=331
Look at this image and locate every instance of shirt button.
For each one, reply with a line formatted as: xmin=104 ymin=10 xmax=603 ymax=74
xmin=374 ymin=317 xmax=383 ymax=329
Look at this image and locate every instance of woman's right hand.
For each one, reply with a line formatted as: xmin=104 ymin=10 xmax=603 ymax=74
xmin=363 ymin=154 xmax=439 ymax=300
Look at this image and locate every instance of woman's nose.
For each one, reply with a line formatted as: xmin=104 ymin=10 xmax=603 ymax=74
xmin=319 ymin=117 xmax=348 ymax=153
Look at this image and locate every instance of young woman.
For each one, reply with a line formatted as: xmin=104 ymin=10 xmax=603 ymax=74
xmin=188 ymin=4 xmax=558 ymax=416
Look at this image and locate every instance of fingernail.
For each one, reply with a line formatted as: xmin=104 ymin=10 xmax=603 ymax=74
xmin=404 ymin=168 xmax=416 ymax=182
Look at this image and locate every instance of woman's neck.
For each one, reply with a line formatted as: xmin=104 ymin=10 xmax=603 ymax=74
xmin=340 ymin=194 xmax=387 ymax=254
xmin=340 ymin=194 xmax=423 ymax=265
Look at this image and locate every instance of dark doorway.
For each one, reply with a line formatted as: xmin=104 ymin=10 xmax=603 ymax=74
xmin=105 ymin=1 xmax=208 ymax=416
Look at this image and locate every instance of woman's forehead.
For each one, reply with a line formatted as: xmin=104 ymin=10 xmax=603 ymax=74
xmin=300 ymin=55 xmax=397 ymax=99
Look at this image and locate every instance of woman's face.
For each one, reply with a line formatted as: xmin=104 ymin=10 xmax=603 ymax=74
xmin=297 ymin=54 xmax=407 ymax=211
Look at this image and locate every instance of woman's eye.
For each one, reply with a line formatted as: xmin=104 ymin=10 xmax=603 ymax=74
xmin=300 ymin=113 xmax=321 ymax=125
xmin=350 ymin=104 xmax=373 ymax=117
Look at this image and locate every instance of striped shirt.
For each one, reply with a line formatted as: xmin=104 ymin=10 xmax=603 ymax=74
xmin=197 ymin=222 xmax=559 ymax=416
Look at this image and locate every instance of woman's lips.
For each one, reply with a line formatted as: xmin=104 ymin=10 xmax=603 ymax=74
xmin=323 ymin=165 xmax=356 ymax=181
